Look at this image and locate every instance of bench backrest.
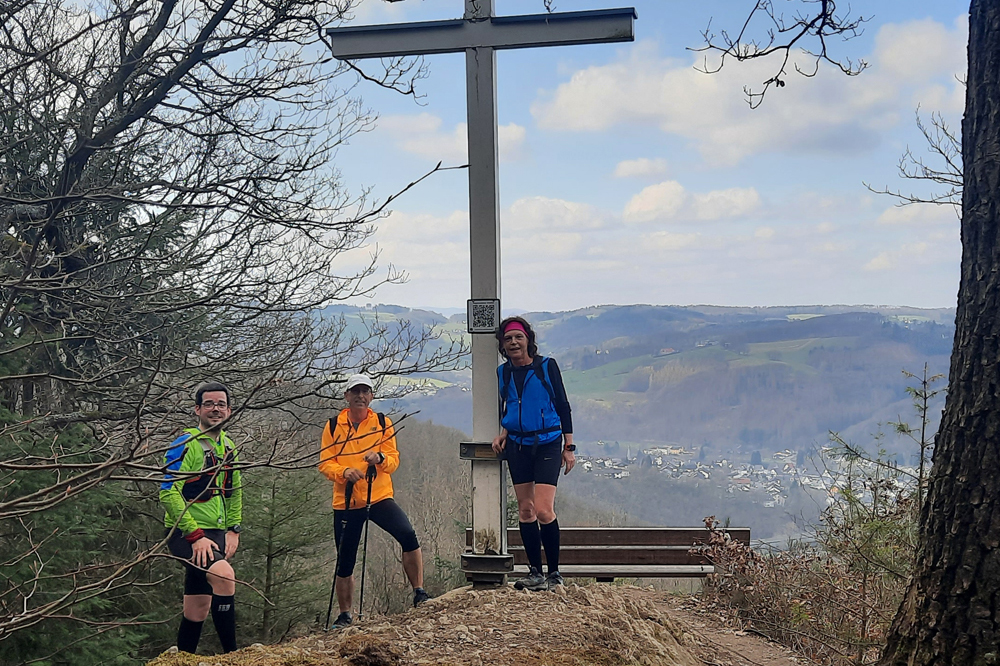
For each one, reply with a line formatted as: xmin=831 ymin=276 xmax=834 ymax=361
xmin=464 ymin=526 xmax=752 ymax=549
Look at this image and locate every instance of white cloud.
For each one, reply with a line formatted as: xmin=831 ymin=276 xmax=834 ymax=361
xmin=692 ymin=188 xmax=761 ymax=220
xmin=754 ymin=226 xmax=775 ymax=239
xmin=377 ymin=113 xmax=526 ymax=163
xmin=878 ymin=204 xmax=959 ymax=227
xmin=814 ymin=241 xmax=848 ymax=254
xmin=614 ymin=157 xmax=669 ymax=179
xmin=864 ymin=251 xmax=897 ymax=272
xmin=509 ymin=232 xmax=584 ymax=261
xmin=781 ymin=192 xmax=877 ymax=222
xmin=498 ymin=123 xmax=527 ymax=161
xmin=360 ymin=210 xmax=470 ymax=274
xmin=506 ymin=196 xmax=607 ymax=232
xmin=864 ymin=242 xmax=930 ymax=272
xmin=377 ymin=209 xmax=467 ymax=243
xmin=644 ymin=231 xmax=700 ymax=251
xmin=623 ymin=181 xmax=761 ymax=223
xmin=623 ymin=180 xmax=687 ymax=223
xmin=874 ymin=16 xmax=967 ymax=83
xmin=531 ymin=17 xmax=967 ymax=166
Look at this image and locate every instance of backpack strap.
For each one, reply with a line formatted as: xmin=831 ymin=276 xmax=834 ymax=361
xmin=501 ymin=358 xmax=557 ymax=404
xmin=325 ymin=413 xmax=388 ymax=457
xmin=534 ymin=357 xmax=557 ymax=406
xmin=501 ymin=362 xmax=512 ymax=400
xmin=326 ymin=415 xmax=349 ymax=458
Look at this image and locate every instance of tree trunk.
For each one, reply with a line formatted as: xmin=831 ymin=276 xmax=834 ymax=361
xmin=262 ymin=479 xmax=278 ymax=642
xmin=880 ymin=1 xmax=1000 ymax=663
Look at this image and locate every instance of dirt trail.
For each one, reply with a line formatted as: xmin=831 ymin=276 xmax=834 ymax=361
xmin=146 ymin=584 xmax=803 ymax=666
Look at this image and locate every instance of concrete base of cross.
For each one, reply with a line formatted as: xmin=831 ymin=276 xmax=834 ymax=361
xmin=461 ymin=552 xmax=514 ymax=588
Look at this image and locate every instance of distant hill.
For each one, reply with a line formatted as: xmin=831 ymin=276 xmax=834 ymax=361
xmin=391 ymin=304 xmax=953 ymax=460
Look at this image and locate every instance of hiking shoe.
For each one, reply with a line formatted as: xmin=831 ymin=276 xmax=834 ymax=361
xmin=332 ymin=611 xmax=353 ymax=628
xmin=513 ymin=567 xmax=548 ymax=591
xmin=413 ymin=588 xmax=430 ymax=607
xmin=546 ymin=571 xmax=565 ymax=588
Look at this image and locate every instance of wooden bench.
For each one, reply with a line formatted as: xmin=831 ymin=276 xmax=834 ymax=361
xmin=464 ymin=526 xmax=751 ymax=582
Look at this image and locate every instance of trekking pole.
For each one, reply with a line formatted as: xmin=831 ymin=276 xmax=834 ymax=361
xmin=325 ymin=480 xmax=355 ymax=631
xmin=357 ymin=464 xmax=377 ymax=621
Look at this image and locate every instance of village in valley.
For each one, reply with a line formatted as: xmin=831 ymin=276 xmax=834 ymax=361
xmin=575 ymin=443 xmax=914 ymax=510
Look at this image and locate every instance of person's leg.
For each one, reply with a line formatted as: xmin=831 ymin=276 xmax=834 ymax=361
xmin=534 ymin=484 xmax=560 ymax=576
xmin=188 ymin=530 xmax=236 ymax=652
xmin=335 ymin=575 xmax=355 ymax=614
xmin=333 ymin=509 xmax=365 ymax=620
xmin=534 ymin=441 xmax=564 ymax=582
xmin=369 ymin=499 xmax=427 ymax=604
xmin=401 ymin=549 xmax=424 ymax=589
xmin=171 ymin=530 xmax=211 ymax=653
xmin=206 ymin=558 xmax=237 ymax=652
xmin=513 ymin=482 xmax=543 ymax=572
xmin=507 ymin=444 xmax=546 ymax=590
xmin=178 ymin=594 xmax=211 ymax=653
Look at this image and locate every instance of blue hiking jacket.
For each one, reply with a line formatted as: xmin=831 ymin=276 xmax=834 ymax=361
xmin=498 ymin=356 xmax=563 ymax=446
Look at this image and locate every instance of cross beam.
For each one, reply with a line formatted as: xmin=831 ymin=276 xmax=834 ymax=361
xmin=326 ymin=1 xmax=636 ymax=587
xmin=326 ymin=9 xmax=637 ymax=58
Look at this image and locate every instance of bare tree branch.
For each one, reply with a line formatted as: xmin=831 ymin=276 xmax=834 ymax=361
xmin=693 ymin=0 xmax=869 ymax=108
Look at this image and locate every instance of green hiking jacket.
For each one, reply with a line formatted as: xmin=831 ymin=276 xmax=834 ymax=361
xmin=160 ymin=428 xmax=242 ymax=535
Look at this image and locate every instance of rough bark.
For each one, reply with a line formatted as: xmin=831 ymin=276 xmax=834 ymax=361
xmin=880 ymin=1 xmax=1000 ymax=663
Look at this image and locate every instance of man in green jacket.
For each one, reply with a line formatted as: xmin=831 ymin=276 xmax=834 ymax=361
xmin=160 ymin=381 xmax=242 ymax=654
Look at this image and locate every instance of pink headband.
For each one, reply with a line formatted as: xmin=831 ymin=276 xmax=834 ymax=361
xmin=503 ymin=321 xmax=527 ymax=335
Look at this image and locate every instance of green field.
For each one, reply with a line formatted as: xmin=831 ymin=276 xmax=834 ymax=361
xmin=564 ymin=336 xmax=859 ymax=398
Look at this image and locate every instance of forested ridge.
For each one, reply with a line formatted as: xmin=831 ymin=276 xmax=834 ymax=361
xmin=398 ymin=304 xmax=953 ymax=457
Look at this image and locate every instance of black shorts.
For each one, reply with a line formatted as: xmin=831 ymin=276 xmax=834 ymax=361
xmin=505 ymin=438 xmax=563 ymax=486
xmin=167 ymin=528 xmax=227 ymax=596
xmin=333 ymin=498 xmax=419 ymax=578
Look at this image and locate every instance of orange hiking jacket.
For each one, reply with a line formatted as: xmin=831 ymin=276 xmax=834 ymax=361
xmin=319 ymin=408 xmax=399 ymax=510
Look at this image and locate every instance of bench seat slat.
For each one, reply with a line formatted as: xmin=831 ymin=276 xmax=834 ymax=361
xmin=510 ymin=548 xmax=710 ymax=566
xmin=512 ymin=564 xmax=714 ymax=578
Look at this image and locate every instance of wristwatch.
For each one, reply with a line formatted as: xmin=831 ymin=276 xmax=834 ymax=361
xmin=228 ymin=525 xmax=242 ymax=534
xmin=564 ymin=444 xmax=577 ymax=452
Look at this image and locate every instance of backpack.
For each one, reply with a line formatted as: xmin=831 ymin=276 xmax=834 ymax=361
xmin=501 ymin=357 xmax=556 ymax=405
xmin=500 ymin=357 xmax=562 ymax=445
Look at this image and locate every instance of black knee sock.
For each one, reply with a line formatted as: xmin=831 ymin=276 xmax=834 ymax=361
xmin=176 ymin=616 xmax=203 ymax=654
xmin=518 ymin=520 xmax=543 ymax=572
xmin=211 ymin=595 xmax=237 ymax=653
xmin=539 ymin=518 xmax=560 ymax=574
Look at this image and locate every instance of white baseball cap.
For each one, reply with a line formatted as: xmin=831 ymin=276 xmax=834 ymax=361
xmin=344 ymin=374 xmax=374 ymax=392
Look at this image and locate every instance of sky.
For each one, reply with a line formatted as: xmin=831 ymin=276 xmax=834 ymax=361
xmin=331 ymin=0 xmax=968 ymax=313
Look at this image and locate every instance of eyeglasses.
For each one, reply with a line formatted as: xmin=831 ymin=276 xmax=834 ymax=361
xmin=200 ymin=400 xmax=229 ymax=409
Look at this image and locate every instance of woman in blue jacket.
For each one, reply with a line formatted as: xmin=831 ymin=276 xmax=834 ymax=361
xmin=491 ymin=316 xmax=575 ymax=591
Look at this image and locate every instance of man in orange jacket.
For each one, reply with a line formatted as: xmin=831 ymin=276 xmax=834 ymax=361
xmin=319 ymin=374 xmax=428 ymax=627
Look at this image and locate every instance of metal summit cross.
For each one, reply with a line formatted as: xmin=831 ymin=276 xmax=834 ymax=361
xmin=326 ymin=1 xmax=636 ymax=586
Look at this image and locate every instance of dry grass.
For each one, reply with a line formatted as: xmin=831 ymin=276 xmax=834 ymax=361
xmin=146 ymin=584 xmax=702 ymax=666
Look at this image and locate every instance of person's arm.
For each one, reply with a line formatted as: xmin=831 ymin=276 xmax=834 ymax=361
xmin=159 ymin=435 xmax=201 ymax=538
xmin=318 ymin=419 xmax=350 ymax=482
xmin=492 ymin=427 xmax=508 ymax=453
xmin=225 ymin=444 xmax=242 ymax=529
xmin=493 ymin=364 xmax=509 ymax=453
xmin=546 ymin=359 xmax=573 ymax=435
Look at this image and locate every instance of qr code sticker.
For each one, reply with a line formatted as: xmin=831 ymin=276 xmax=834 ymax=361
xmin=469 ymin=300 xmax=498 ymax=332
